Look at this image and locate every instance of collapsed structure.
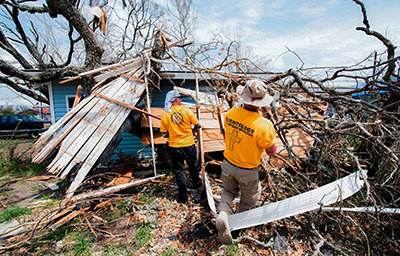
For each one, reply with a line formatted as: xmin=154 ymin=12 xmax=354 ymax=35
xmin=31 ymin=52 xmax=155 ymax=199
xmin=30 ymin=45 xmax=373 ymax=233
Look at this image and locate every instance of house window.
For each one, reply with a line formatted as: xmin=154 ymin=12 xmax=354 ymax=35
xmin=66 ymin=95 xmax=76 ymax=112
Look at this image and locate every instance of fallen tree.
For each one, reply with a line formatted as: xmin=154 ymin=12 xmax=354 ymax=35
xmin=1 ymin=0 xmax=399 ymax=255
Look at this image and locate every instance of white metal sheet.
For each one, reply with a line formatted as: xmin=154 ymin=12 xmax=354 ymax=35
xmin=205 ymin=170 xmax=366 ymax=231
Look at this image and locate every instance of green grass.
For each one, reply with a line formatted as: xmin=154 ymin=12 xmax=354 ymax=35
xmin=137 ymin=191 xmax=154 ymax=204
xmin=30 ymin=184 xmax=45 ymax=191
xmin=133 ymin=223 xmax=154 ymax=249
xmin=70 ymin=231 xmax=93 ymax=256
xmin=0 ymin=139 xmax=45 ymax=177
xmin=105 ymin=200 xmax=130 ymax=221
xmin=0 ymin=204 xmax=32 ymax=222
xmin=34 ymin=196 xmax=62 ymax=208
xmin=154 ymin=185 xmax=164 ymax=194
xmin=28 ymin=225 xmax=74 ymax=254
xmin=161 ymin=243 xmax=179 ymax=256
xmin=0 ymin=155 xmax=46 ymax=177
xmin=104 ymin=243 xmax=135 ymax=256
xmin=224 ymin=242 xmax=239 ymax=256
xmin=0 ymin=190 xmax=11 ymax=196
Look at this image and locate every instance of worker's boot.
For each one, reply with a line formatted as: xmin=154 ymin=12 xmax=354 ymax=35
xmin=216 ymin=211 xmax=232 ymax=245
xmin=192 ymin=188 xmax=206 ymax=203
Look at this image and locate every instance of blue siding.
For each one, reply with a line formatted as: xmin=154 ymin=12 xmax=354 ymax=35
xmin=151 ymin=79 xmax=207 ymax=108
xmin=111 ymin=132 xmax=154 ymax=160
xmin=52 ymin=79 xmax=87 ymax=122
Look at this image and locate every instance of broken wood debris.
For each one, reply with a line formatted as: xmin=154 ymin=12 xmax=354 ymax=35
xmin=92 ymin=92 xmax=161 ymax=120
xmin=71 ymin=174 xmax=165 ymax=202
xmin=31 ymin=52 xmax=155 ymax=199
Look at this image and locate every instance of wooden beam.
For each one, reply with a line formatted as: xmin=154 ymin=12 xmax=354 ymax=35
xmin=71 ymin=175 xmax=165 ymax=201
xmin=195 ymin=73 xmax=206 ymax=189
xmin=72 ymin=85 xmax=83 ymax=108
xmin=59 ymin=59 xmax=138 ymax=84
xmin=92 ymin=92 xmax=161 ymax=120
xmin=120 ymin=73 xmax=145 ymax=83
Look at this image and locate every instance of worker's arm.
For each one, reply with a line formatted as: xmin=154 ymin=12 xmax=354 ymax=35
xmin=193 ymin=122 xmax=201 ymax=130
xmin=265 ymin=144 xmax=277 ymax=156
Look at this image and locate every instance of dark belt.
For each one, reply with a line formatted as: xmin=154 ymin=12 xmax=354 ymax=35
xmin=224 ymin=158 xmax=256 ymax=170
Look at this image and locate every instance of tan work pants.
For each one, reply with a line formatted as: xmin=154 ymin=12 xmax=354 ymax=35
xmin=218 ymin=159 xmax=261 ymax=214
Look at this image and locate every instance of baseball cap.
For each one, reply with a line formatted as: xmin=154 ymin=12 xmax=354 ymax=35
xmin=164 ymin=90 xmax=182 ymax=111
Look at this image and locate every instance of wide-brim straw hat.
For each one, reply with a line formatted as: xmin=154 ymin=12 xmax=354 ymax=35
xmin=241 ymin=80 xmax=273 ymax=107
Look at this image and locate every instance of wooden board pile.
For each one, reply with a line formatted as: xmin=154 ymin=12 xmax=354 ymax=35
xmin=31 ymin=52 xmax=151 ymax=199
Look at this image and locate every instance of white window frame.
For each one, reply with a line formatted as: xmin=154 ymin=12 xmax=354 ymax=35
xmin=65 ymin=95 xmax=76 ymax=112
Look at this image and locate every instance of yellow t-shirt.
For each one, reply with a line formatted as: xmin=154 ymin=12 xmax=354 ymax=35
xmin=223 ymin=107 xmax=276 ymax=168
xmin=160 ymin=105 xmax=199 ymax=148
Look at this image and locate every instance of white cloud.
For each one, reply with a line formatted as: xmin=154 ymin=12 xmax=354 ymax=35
xmin=239 ymin=0 xmax=266 ymax=24
xmin=195 ymin=0 xmax=400 ymax=73
xmin=259 ymin=0 xmax=289 ymax=18
xmin=296 ymin=0 xmax=335 ymax=18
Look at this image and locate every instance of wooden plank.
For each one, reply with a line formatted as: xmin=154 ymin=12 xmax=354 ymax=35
xmin=48 ymin=205 xmax=75 ymax=222
xmin=56 ymin=78 xmax=140 ymax=178
xmin=201 ymin=129 xmax=224 ymax=141
xmin=111 ymin=171 xmax=133 ymax=186
xmin=46 ymin=77 xmax=135 ymax=175
xmin=50 ymin=211 xmax=81 ymax=230
xmin=203 ymin=140 xmax=225 ymax=152
xmin=59 ymin=58 xmax=138 ymax=84
xmin=195 ymin=73 xmax=206 ymax=188
xmin=33 ymin=95 xmax=99 ymax=163
xmin=48 ymin=67 xmax=143 ymax=176
xmin=65 ymin=79 xmax=148 ymax=198
xmin=62 ymin=103 xmax=129 ymax=190
xmin=120 ymin=73 xmax=145 ymax=83
xmin=32 ymin=76 xmax=121 ymax=161
xmin=94 ymin=61 xmax=141 ymax=83
xmin=49 ymin=98 xmax=120 ymax=176
xmin=71 ymin=174 xmax=165 ymax=201
xmin=72 ymin=85 xmax=83 ymax=108
xmin=141 ymin=107 xmax=223 ymax=129
xmin=32 ymin=94 xmax=95 ymax=154
xmin=93 ymin=92 xmax=160 ymax=120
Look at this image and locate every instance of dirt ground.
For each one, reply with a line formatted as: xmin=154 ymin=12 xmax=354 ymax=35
xmin=0 ymin=139 xmax=345 ymax=255
xmin=0 ymin=171 xmax=291 ymax=255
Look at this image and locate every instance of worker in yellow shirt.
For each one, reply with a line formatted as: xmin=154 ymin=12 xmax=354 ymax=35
xmin=216 ymin=80 xmax=277 ymax=244
xmin=161 ymin=90 xmax=202 ymax=203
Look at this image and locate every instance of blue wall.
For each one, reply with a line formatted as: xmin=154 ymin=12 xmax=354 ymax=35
xmin=52 ymin=79 xmax=86 ymax=122
xmin=151 ymin=79 xmax=202 ymax=107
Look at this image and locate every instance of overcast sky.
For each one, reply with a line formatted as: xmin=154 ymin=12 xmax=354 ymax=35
xmin=1 ymin=0 xmax=399 ymax=106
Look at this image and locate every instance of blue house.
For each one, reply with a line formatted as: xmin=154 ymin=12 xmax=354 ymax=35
xmin=46 ymin=72 xmax=212 ymax=161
